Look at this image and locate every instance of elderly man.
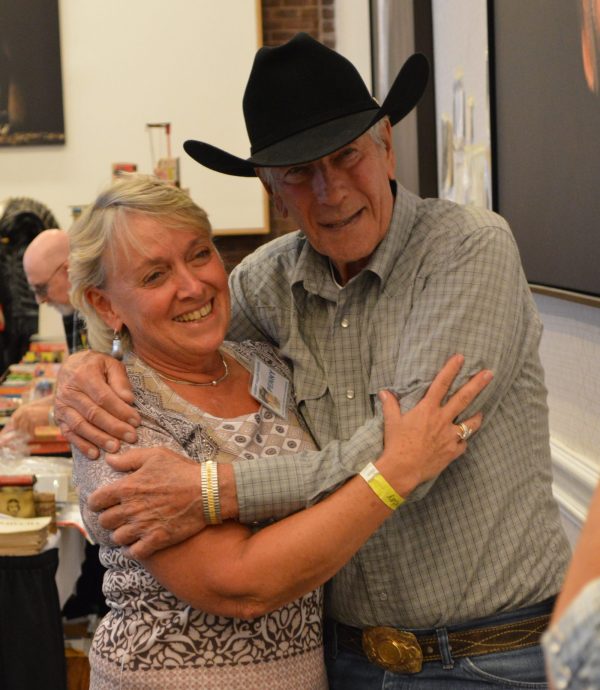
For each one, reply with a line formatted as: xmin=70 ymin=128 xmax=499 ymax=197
xmin=1 ymin=229 xmax=85 ymax=438
xmin=23 ymin=227 xmax=87 ymax=359
xmin=55 ymin=34 xmax=570 ymax=688
xmin=24 ymin=229 xmax=69 ymax=304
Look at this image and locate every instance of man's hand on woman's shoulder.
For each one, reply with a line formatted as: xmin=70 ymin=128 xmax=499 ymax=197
xmin=55 ymin=350 xmax=140 ymax=458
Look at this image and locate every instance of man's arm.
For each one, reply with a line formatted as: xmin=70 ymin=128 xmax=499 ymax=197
xmin=74 ymin=424 xmax=210 ymax=557
xmin=91 ymin=355 xmax=490 ymax=558
xmin=0 ymin=395 xmax=54 ymax=440
xmin=54 ymin=349 xmax=141 ymax=457
xmin=228 ymin=220 xmax=536 ymax=523
xmin=88 ymin=447 xmax=235 ymax=557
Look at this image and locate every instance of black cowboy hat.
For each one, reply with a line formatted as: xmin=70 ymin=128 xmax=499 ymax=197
xmin=184 ymin=32 xmax=429 ymax=178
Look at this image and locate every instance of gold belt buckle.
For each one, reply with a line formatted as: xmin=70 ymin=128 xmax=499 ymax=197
xmin=362 ymin=626 xmax=423 ymax=674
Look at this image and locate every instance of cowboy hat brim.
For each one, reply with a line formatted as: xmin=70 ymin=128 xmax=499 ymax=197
xmin=184 ymin=52 xmax=429 ymax=178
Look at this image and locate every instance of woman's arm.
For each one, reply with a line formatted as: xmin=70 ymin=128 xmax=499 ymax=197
xmin=0 ymin=395 xmax=54 ymax=439
xmin=142 ymin=468 xmax=390 ymax=620
xmin=551 ymin=480 xmax=600 ymax=625
xmin=141 ymin=357 xmax=491 ymax=619
xmin=543 ymin=480 xmax=600 ymax=690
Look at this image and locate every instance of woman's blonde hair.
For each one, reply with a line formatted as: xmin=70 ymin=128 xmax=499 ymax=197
xmin=68 ymin=174 xmax=213 ymax=353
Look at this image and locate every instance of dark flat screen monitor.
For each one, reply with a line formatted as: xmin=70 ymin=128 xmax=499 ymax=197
xmin=488 ymin=0 xmax=600 ymax=299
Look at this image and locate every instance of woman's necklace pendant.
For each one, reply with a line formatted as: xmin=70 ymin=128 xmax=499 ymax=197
xmin=157 ymin=352 xmax=229 ymax=387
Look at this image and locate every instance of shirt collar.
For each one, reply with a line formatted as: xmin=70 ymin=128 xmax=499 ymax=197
xmin=364 ymin=183 xmax=418 ymax=289
xmin=290 ymin=234 xmax=341 ymax=301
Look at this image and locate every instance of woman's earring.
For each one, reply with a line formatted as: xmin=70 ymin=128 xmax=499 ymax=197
xmin=111 ymin=330 xmax=123 ymax=360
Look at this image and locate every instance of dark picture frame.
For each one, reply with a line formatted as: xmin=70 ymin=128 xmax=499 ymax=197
xmin=0 ymin=0 xmax=65 ymax=146
xmin=488 ymin=0 xmax=600 ymax=303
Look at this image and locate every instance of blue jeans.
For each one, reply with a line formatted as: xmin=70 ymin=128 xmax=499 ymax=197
xmin=325 ymin=599 xmax=553 ymax=689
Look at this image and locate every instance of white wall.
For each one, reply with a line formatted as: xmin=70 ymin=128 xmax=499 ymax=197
xmin=335 ymin=0 xmax=372 ymax=89
xmin=0 ymin=0 xmax=265 ymax=235
xmin=535 ymin=295 xmax=600 ymax=543
xmin=38 ymin=304 xmax=67 ymax=342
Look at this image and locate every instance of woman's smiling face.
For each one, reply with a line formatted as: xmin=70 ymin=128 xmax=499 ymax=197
xmin=87 ymin=213 xmax=230 ymax=374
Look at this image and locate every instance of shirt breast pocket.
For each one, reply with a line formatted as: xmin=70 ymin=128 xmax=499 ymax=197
xmin=367 ymin=355 xmax=399 ymax=408
xmin=291 ymin=360 xmax=329 ymax=437
xmin=293 ymin=361 xmax=328 ymax=406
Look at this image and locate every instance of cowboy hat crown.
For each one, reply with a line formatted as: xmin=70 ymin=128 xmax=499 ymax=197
xmin=184 ymin=32 xmax=429 ymax=177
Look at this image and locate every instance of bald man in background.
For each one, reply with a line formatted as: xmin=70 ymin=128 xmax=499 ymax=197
xmin=1 ymin=229 xmax=86 ymax=438
xmin=23 ymin=228 xmax=74 ymax=318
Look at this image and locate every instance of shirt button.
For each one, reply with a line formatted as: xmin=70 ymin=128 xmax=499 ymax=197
xmin=341 ymin=318 xmax=349 ymax=328
xmin=379 ymin=591 xmax=388 ymax=601
xmin=346 ymin=389 xmax=355 ymax=400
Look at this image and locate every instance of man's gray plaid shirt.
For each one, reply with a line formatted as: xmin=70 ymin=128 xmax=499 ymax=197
xmin=227 ymin=184 xmax=570 ymax=629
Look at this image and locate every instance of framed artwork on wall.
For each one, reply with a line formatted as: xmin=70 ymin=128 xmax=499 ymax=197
xmin=0 ymin=0 xmax=65 ymax=146
xmin=431 ymin=0 xmax=492 ymax=212
xmin=488 ymin=0 xmax=600 ymax=303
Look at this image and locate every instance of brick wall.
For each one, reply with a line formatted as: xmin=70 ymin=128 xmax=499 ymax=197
xmin=262 ymin=0 xmax=335 ymax=48
xmin=217 ymin=0 xmax=335 ymax=273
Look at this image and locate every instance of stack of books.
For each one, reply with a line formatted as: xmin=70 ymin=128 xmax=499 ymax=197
xmin=0 ymin=360 xmax=70 ymax=453
xmin=29 ymin=426 xmax=70 ymax=455
xmin=0 ymin=515 xmax=52 ymax=555
xmin=22 ymin=341 xmax=68 ymax=364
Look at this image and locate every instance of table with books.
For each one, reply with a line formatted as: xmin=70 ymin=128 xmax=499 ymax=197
xmin=0 ymin=476 xmax=70 ymax=690
xmin=0 ymin=474 xmax=90 ymax=689
xmin=0 ymin=344 xmax=71 ymax=455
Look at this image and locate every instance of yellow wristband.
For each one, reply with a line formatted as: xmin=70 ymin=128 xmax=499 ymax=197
xmin=359 ymin=462 xmax=405 ymax=510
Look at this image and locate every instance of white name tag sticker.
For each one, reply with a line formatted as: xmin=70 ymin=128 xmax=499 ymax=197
xmin=250 ymin=357 xmax=289 ymax=419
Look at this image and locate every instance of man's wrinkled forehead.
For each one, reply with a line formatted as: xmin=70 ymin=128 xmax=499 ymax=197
xmin=259 ymin=130 xmax=374 ymax=181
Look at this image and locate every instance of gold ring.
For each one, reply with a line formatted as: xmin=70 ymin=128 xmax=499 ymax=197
xmin=456 ymin=422 xmax=472 ymax=441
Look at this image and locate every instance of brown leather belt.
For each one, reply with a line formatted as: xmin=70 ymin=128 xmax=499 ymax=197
xmin=335 ymin=613 xmax=552 ymax=674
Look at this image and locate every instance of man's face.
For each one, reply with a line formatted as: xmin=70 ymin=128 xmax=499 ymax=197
xmin=264 ymin=120 xmax=396 ymax=283
xmin=27 ymin=262 xmax=73 ymax=315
